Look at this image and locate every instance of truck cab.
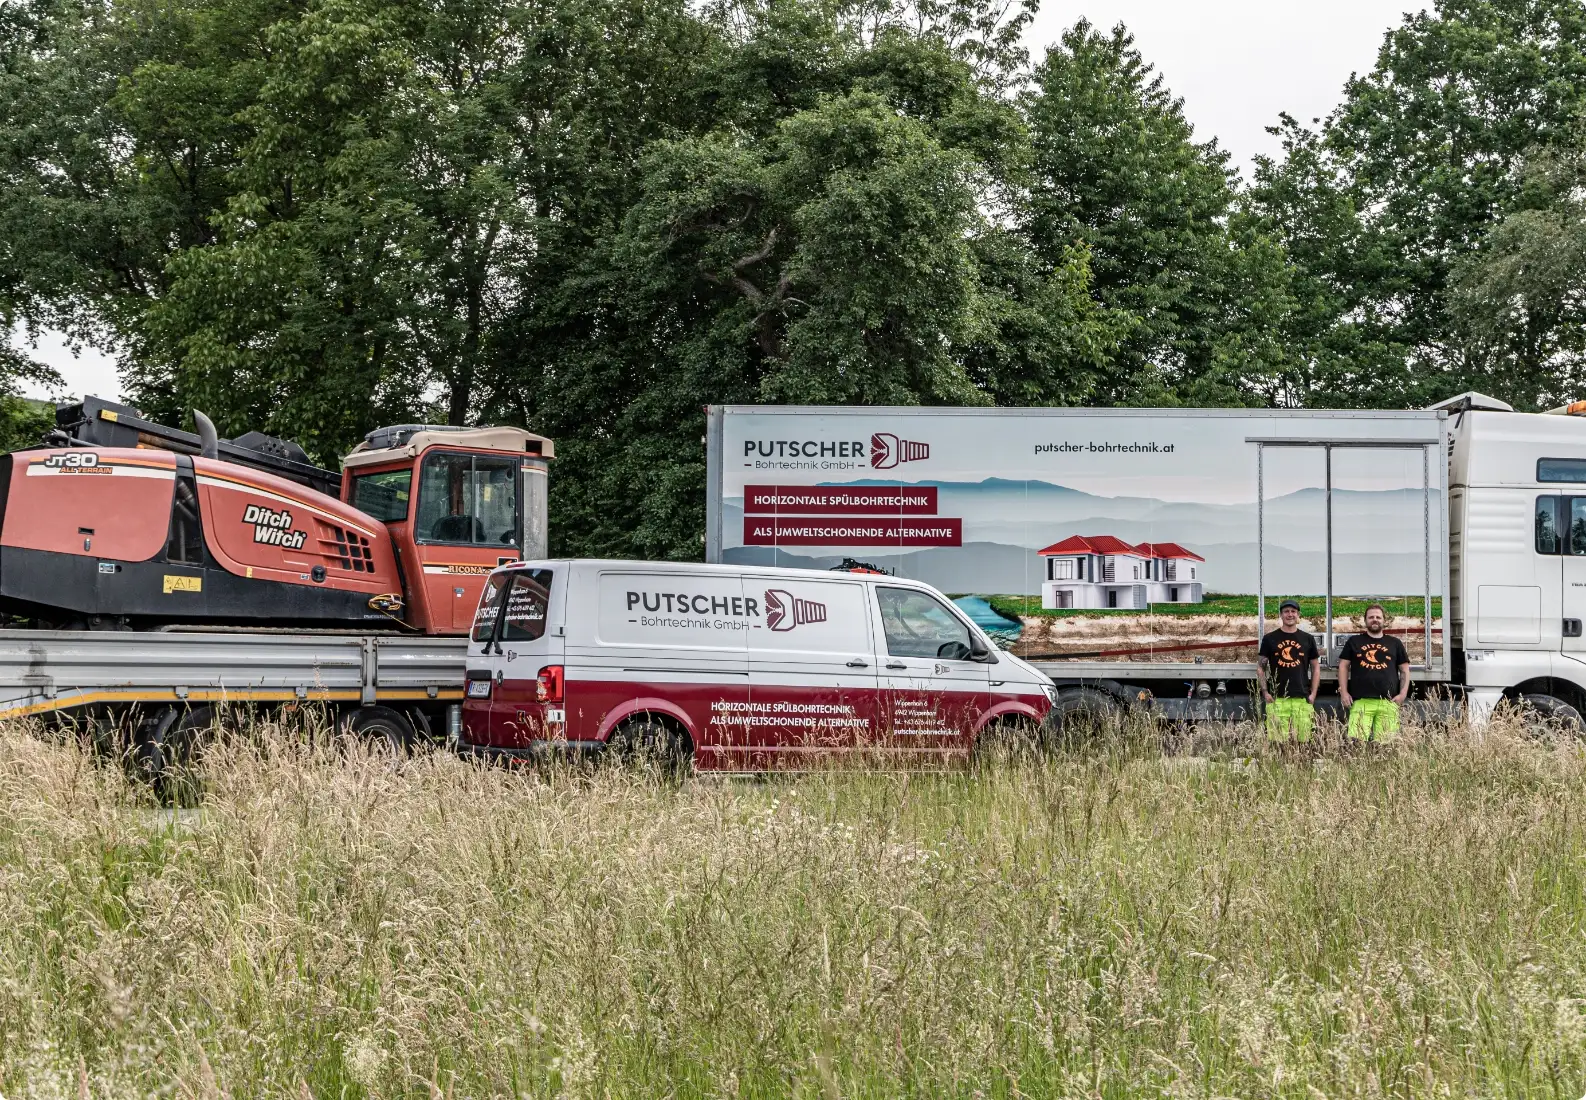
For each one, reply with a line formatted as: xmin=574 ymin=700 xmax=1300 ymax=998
xmin=1448 ymin=395 xmax=1586 ymax=721
xmin=340 ymin=425 xmax=552 ymax=633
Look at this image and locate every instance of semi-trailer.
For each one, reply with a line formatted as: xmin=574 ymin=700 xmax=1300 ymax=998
xmin=706 ymin=392 xmax=1586 ymax=726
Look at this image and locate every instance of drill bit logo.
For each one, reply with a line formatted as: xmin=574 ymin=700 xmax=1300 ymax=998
xmin=764 ymin=589 xmax=828 ymax=632
xmin=870 ymin=433 xmax=929 ymax=469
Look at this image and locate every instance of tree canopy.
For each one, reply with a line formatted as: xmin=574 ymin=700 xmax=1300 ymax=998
xmin=3 ymin=0 xmax=1585 ymax=557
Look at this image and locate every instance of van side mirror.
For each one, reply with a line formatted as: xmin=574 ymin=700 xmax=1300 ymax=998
xmin=937 ymin=640 xmax=973 ymax=661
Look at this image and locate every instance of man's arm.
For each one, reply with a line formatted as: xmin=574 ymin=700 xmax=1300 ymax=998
xmin=1396 ymin=655 xmax=1412 ymax=704
xmin=1338 ymin=660 xmax=1352 ymax=707
xmin=1258 ymin=653 xmax=1272 ymax=701
xmin=1308 ymin=658 xmax=1320 ymax=703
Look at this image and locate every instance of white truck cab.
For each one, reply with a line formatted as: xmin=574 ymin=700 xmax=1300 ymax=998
xmin=1448 ymin=393 xmax=1586 ymax=723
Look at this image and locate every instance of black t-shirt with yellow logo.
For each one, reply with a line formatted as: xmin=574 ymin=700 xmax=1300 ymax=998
xmin=1339 ymin=632 xmax=1410 ymax=699
xmin=1259 ymin=628 xmax=1319 ymax=698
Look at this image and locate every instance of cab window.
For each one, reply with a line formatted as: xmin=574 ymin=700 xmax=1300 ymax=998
xmin=416 ymin=452 xmax=518 ymax=547
xmin=352 ymin=468 xmax=412 ymax=523
xmin=876 ymin=586 xmax=976 ymax=660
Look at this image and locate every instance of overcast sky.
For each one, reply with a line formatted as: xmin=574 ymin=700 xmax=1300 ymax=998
xmin=17 ymin=0 xmax=1423 ymax=405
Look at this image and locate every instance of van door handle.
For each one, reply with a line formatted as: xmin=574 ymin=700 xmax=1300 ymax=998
xmin=846 ymin=658 xmax=868 ymax=668
xmin=886 ymin=661 xmax=907 ymax=670
xmin=1566 ymin=618 xmax=1583 ymax=638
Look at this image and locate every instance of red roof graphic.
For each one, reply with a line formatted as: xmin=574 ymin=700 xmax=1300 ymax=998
xmin=1037 ymin=535 xmax=1205 ymax=562
xmin=1036 ymin=535 xmax=1141 ymax=556
xmin=1135 ymin=541 xmax=1206 ymax=563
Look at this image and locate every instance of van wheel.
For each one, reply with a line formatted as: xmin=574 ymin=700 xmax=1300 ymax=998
xmin=341 ymin=705 xmax=414 ymax=754
xmin=1517 ymin=693 xmax=1585 ymax=738
xmin=974 ymin=716 xmax=1047 ymax=767
xmin=607 ymin=715 xmax=692 ymax=777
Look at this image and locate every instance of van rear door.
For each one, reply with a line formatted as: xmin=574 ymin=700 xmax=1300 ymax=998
xmin=742 ymin=576 xmax=878 ymax=766
xmin=870 ymin=585 xmax=990 ymax=758
xmin=487 ymin=567 xmax=561 ymax=744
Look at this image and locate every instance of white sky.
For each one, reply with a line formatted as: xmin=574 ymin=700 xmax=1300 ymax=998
xmin=1027 ymin=0 xmax=1425 ymax=177
xmin=16 ymin=0 xmax=1423 ymax=404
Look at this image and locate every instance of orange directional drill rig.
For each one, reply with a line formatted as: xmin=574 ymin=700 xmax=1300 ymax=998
xmin=0 ymin=397 xmax=551 ymax=633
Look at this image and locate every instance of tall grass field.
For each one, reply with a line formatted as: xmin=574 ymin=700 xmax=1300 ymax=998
xmin=1 ymin=716 xmax=1584 ymax=1097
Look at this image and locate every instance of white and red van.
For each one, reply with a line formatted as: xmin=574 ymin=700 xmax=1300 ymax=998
xmin=460 ymin=559 xmax=1056 ymax=770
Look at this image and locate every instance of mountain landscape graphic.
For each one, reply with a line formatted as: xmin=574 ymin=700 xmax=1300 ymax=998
xmin=726 ymin=477 xmax=1442 ymax=597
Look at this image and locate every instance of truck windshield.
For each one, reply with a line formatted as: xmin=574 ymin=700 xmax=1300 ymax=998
xmin=416 ymin=452 xmax=518 ymax=547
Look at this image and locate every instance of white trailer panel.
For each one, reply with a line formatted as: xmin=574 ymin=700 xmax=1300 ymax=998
xmin=706 ymin=406 xmax=1449 ymax=679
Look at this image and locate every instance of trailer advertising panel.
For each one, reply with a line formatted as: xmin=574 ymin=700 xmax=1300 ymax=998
xmin=706 ymin=406 xmax=1449 ymax=674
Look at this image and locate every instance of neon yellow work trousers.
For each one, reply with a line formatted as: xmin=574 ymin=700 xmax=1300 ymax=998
xmin=1264 ymin=697 xmax=1314 ymax=742
xmin=1347 ymin=697 xmax=1400 ymax=741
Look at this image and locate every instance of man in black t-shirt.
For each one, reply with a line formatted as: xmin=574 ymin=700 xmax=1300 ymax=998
xmin=1258 ymin=599 xmax=1320 ymax=742
xmin=1338 ymin=603 xmax=1411 ymax=741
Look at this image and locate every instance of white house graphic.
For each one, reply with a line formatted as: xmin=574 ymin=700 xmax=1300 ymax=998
xmin=1038 ymin=535 xmax=1206 ymax=610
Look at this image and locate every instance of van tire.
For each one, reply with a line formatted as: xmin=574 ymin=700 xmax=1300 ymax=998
xmin=1517 ymin=693 xmax=1585 ymax=737
xmin=973 ymin=716 xmax=1045 ymax=765
xmin=607 ymin=715 xmax=692 ymax=776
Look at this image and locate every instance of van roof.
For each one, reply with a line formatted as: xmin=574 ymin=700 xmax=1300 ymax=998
xmin=499 ymin=558 xmax=934 ymax=585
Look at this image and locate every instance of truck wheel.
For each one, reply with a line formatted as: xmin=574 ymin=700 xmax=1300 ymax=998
xmin=607 ymin=715 xmax=692 ymax=777
xmin=341 ymin=705 xmax=414 ymax=754
xmin=1050 ymin=687 xmax=1121 ymax=739
xmin=1517 ymin=693 xmax=1585 ymax=737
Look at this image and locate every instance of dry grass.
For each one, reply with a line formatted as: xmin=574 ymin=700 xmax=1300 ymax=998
xmin=1 ymin=714 xmax=1585 ymax=1097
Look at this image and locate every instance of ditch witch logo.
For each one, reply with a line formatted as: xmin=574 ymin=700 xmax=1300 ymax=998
xmin=243 ymin=504 xmax=307 ymax=550
xmin=741 ymin=432 xmax=930 ymax=469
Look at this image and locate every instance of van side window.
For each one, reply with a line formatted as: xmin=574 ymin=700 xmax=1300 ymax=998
xmin=876 ymin=587 xmax=974 ymax=660
xmin=501 ymin=569 xmax=553 ymax=641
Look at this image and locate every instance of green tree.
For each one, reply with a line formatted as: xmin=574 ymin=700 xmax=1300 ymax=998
xmin=1023 ymin=20 xmax=1296 ymax=407
xmin=1248 ymin=0 xmax=1586 ymax=408
xmin=0 ymin=336 xmax=61 ymax=452
xmin=491 ymin=3 xmax=1120 ymax=559
xmin=1450 ymin=137 xmax=1586 ymax=409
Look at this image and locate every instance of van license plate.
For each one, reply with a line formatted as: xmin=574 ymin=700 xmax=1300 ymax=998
xmin=545 ymin=708 xmax=565 ymax=724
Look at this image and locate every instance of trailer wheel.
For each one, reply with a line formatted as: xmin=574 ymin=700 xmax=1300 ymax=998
xmin=607 ymin=715 xmax=692 ymax=777
xmin=1517 ymin=693 xmax=1585 ymax=738
xmin=341 ymin=705 xmax=414 ymax=754
xmin=133 ymin=704 xmax=214 ymax=804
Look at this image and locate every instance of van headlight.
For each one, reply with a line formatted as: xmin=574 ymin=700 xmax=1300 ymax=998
xmin=1041 ymin=681 xmax=1058 ymax=704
